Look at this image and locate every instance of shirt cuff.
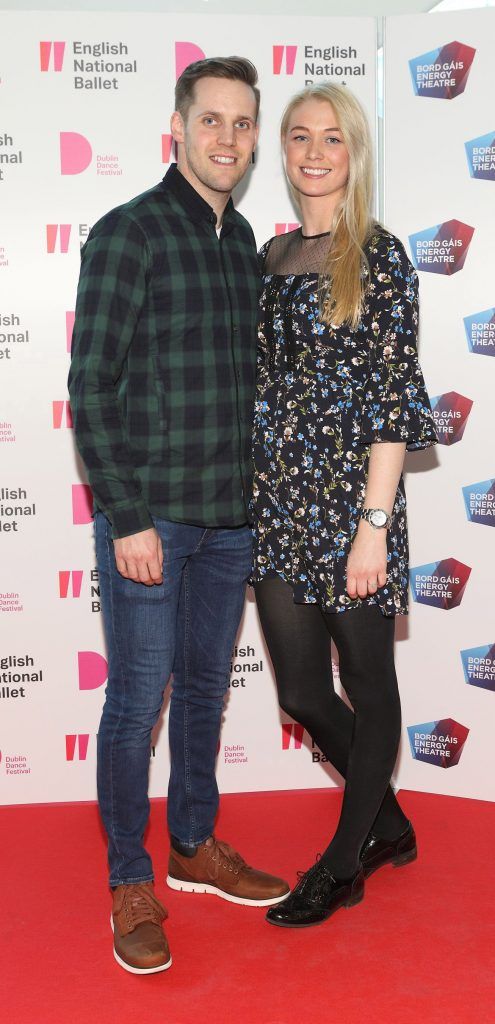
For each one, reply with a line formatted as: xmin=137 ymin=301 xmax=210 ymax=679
xmin=108 ymin=500 xmax=154 ymax=539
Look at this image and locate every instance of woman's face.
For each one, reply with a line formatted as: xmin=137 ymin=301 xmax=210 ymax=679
xmin=283 ymin=99 xmax=349 ymax=203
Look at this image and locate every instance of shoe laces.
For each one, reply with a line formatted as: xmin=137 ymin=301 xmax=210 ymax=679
xmin=207 ymin=837 xmax=247 ymax=876
xmin=296 ymin=852 xmax=322 ymax=882
xmin=122 ymin=884 xmax=167 ymax=929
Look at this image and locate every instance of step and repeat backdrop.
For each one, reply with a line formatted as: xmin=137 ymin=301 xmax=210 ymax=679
xmin=0 ymin=9 xmax=493 ymax=806
xmin=384 ymin=9 xmax=494 ymax=802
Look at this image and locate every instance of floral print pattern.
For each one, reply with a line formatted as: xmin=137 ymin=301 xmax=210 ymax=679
xmin=250 ymin=230 xmax=437 ymax=616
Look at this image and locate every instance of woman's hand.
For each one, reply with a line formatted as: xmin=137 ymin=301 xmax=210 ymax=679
xmin=346 ymin=520 xmax=388 ymax=599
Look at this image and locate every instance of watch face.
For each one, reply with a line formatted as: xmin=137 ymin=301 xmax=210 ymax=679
xmin=370 ymin=509 xmax=387 ymax=528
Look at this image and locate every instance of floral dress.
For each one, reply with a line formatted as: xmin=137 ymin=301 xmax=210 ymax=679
xmin=250 ymin=227 xmax=437 ymax=616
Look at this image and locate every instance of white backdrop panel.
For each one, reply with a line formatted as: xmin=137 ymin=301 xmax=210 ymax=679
xmin=0 ymin=11 xmax=376 ymax=804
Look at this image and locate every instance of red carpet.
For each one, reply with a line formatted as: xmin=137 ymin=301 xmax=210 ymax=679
xmin=2 ymin=789 xmax=494 ymax=1024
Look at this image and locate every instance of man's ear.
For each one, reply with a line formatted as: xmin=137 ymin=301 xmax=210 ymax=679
xmin=171 ymin=110 xmax=185 ymax=143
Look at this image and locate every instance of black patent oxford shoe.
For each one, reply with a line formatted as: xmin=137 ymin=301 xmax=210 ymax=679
xmin=360 ymin=821 xmax=417 ymax=879
xmin=265 ymin=861 xmax=364 ymax=928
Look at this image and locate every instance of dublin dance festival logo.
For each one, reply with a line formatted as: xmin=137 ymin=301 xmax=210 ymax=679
xmin=407 ymin=718 xmax=469 ymax=768
xmin=408 ymin=40 xmax=475 ymax=99
xmin=60 ymin=132 xmax=92 ymax=174
xmin=409 ymin=558 xmax=471 ymax=610
xmin=409 ymin=220 xmax=474 ymax=276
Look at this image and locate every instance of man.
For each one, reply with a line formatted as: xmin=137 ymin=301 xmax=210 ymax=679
xmin=69 ymin=57 xmax=289 ymax=976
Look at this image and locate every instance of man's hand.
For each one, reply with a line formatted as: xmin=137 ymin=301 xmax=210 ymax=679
xmin=346 ymin=521 xmax=387 ymax=600
xmin=114 ymin=527 xmax=163 ymax=586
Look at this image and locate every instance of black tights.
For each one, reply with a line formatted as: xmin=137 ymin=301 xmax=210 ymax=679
xmin=255 ymin=576 xmax=409 ymax=877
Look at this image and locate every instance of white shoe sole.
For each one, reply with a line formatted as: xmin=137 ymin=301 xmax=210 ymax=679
xmin=110 ymin=916 xmax=172 ymax=975
xmin=166 ymin=874 xmax=290 ymax=907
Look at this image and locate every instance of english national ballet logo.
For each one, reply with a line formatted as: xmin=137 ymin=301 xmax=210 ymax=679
xmin=58 ymin=570 xmax=83 ymax=598
xmin=464 ymin=308 xmax=495 ymax=357
xmin=408 ymin=40 xmax=476 ymax=99
xmin=52 ymin=401 xmax=73 ymax=429
xmin=282 ymin=722 xmax=305 ymax=749
xmin=275 ymin=223 xmax=300 ymax=236
xmin=408 ymin=220 xmax=474 ymax=276
xmin=461 ymin=643 xmax=495 ymax=692
xmin=465 ymin=131 xmax=495 ymax=181
xmin=273 ymin=45 xmax=298 ymax=76
xmin=46 ymin=224 xmax=72 ymax=254
xmin=161 ymin=134 xmax=175 ymax=164
xmin=40 ymin=39 xmax=139 ymax=90
xmin=462 ymin=478 xmax=495 ymax=527
xmin=40 ymin=40 xmax=66 ymax=72
xmin=66 ymin=311 xmax=75 ymax=353
xmin=407 ymin=718 xmax=469 ymax=768
xmin=409 ymin=558 xmax=471 ymax=610
xmin=430 ymin=391 xmax=473 ymax=446
xmin=65 ymin=734 xmax=90 ymax=761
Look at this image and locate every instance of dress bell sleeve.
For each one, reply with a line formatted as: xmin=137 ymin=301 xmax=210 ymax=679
xmin=359 ymin=235 xmax=438 ymax=451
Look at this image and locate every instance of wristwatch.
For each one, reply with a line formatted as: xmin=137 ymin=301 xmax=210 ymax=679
xmin=360 ymin=508 xmax=392 ymax=530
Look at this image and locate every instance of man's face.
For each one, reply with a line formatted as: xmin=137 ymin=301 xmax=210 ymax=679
xmin=171 ymin=76 xmax=258 ymax=200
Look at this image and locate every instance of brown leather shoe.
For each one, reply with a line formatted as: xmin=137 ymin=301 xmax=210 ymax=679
xmin=167 ymin=836 xmax=290 ymax=906
xmin=111 ymin=882 xmax=172 ymax=974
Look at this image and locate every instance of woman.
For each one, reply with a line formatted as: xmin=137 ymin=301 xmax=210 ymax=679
xmin=251 ymin=83 xmax=437 ymax=928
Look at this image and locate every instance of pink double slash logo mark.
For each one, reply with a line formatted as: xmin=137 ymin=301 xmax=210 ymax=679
xmin=66 ymin=311 xmax=75 ymax=353
xmin=275 ymin=223 xmax=300 ymax=236
xmin=273 ymin=45 xmax=297 ymax=76
xmin=46 ymin=225 xmax=71 ymax=253
xmin=40 ymin=41 xmax=66 ymax=72
xmin=52 ymin=400 xmax=73 ymax=429
xmin=282 ymin=722 xmax=305 ymax=749
xmin=59 ymin=570 xmax=83 ymax=598
xmin=65 ymin=734 xmax=89 ymax=761
xmin=161 ymin=134 xmax=176 ymax=164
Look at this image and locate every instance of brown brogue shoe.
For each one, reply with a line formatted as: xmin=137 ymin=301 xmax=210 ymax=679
xmin=167 ymin=836 xmax=290 ymax=906
xmin=111 ymin=882 xmax=172 ymax=974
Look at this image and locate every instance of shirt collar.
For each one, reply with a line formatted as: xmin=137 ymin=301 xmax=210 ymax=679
xmin=162 ymin=163 xmax=236 ymax=232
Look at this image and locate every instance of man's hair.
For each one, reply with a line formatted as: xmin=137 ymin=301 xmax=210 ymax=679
xmin=175 ymin=56 xmax=260 ymax=121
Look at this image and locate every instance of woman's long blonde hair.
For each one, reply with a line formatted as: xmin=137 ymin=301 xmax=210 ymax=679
xmin=281 ymin=83 xmax=375 ymax=329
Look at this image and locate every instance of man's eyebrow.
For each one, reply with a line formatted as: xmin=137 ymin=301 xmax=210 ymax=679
xmin=196 ymin=109 xmax=256 ymax=122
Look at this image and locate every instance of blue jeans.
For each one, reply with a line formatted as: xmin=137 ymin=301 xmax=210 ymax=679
xmin=94 ymin=512 xmax=252 ymax=886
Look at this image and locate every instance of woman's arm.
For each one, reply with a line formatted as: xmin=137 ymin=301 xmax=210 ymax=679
xmin=346 ymin=441 xmax=406 ymax=599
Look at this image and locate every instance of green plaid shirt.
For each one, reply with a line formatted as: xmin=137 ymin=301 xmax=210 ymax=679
xmin=68 ymin=165 xmax=260 ymax=538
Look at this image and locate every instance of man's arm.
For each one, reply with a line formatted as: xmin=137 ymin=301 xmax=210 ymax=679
xmin=68 ymin=214 xmax=163 ymax=585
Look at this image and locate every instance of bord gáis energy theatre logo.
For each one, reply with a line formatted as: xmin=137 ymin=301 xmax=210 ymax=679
xmin=464 ymin=308 xmax=495 ymax=357
xmin=409 ymin=219 xmax=474 ymax=276
xmin=430 ymin=391 xmax=472 ymax=445
xmin=409 ymin=40 xmax=475 ymax=99
xmin=461 ymin=643 xmax=495 ymax=692
xmin=462 ymin=478 xmax=495 ymax=527
xmin=407 ymin=718 xmax=469 ymax=768
xmin=465 ymin=131 xmax=495 ymax=182
xmin=409 ymin=558 xmax=471 ymax=610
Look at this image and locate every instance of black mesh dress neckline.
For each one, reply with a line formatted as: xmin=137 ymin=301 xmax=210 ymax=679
xmin=264 ymin=229 xmax=332 ymax=276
